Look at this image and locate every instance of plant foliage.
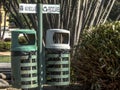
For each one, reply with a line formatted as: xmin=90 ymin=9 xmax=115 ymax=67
xmin=72 ymin=21 xmax=120 ymax=90
xmin=0 ymin=41 xmax=11 ymax=51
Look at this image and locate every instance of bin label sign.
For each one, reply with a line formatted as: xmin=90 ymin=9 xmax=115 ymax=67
xmin=42 ymin=4 xmax=60 ymax=14
xmin=19 ymin=4 xmax=37 ymax=13
xmin=19 ymin=4 xmax=60 ymax=14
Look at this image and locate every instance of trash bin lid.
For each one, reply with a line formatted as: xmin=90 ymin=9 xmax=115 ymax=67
xmin=46 ymin=29 xmax=70 ymax=49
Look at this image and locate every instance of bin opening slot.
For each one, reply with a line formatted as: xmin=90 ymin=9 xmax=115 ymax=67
xmin=53 ymin=33 xmax=69 ymax=44
xmin=18 ymin=34 xmax=35 ymax=45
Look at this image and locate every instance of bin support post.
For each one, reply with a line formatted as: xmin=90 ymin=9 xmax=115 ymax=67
xmin=37 ymin=4 xmax=43 ymax=90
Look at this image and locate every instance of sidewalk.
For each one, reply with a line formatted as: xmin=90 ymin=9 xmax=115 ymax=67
xmin=0 ymin=52 xmax=11 ymax=56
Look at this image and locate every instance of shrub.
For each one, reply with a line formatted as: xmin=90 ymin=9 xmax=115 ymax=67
xmin=0 ymin=36 xmax=29 ymax=52
xmin=18 ymin=36 xmax=28 ymax=44
xmin=72 ymin=21 xmax=120 ymax=90
xmin=0 ymin=41 xmax=11 ymax=51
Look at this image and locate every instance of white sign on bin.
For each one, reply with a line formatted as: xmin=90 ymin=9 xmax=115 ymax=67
xmin=42 ymin=4 xmax=60 ymax=14
xmin=19 ymin=4 xmax=37 ymax=13
xmin=19 ymin=4 xmax=60 ymax=14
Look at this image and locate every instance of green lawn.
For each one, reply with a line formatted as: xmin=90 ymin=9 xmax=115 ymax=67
xmin=0 ymin=55 xmax=11 ymax=63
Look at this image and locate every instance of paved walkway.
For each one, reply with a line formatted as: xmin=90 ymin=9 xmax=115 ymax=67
xmin=0 ymin=52 xmax=11 ymax=56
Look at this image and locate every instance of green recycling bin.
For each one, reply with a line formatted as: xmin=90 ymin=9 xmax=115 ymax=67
xmin=11 ymin=29 xmax=38 ymax=89
xmin=45 ymin=29 xmax=70 ymax=86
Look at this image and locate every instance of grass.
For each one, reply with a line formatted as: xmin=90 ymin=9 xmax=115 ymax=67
xmin=0 ymin=55 xmax=11 ymax=63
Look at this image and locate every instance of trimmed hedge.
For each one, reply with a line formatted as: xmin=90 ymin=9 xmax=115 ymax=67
xmin=0 ymin=41 xmax=11 ymax=51
xmin=0 ymin=36 xmax=27 ymax=51
xmin=72 ymin=21 xmax=120 ymax=90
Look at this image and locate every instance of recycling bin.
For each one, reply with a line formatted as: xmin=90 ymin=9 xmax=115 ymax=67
xmin=11 ymin=29 xmax=38 ymax=89
xmin=45 ymin=29 xmax=70 ymax=86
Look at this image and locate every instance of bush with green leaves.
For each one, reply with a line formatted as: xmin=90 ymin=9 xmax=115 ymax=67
xmin=0 ymin=41 xmax=11 ymax=51
xmin=72 ymin=21 xmax=120 ymax=90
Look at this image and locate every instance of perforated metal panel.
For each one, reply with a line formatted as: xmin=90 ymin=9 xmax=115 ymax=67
xmin=46 ymin=52 xmax=70 ymax=86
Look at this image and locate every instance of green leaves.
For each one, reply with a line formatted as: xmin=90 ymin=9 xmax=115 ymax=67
xmin=72 ymin=21 xmax=120 ymax=90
